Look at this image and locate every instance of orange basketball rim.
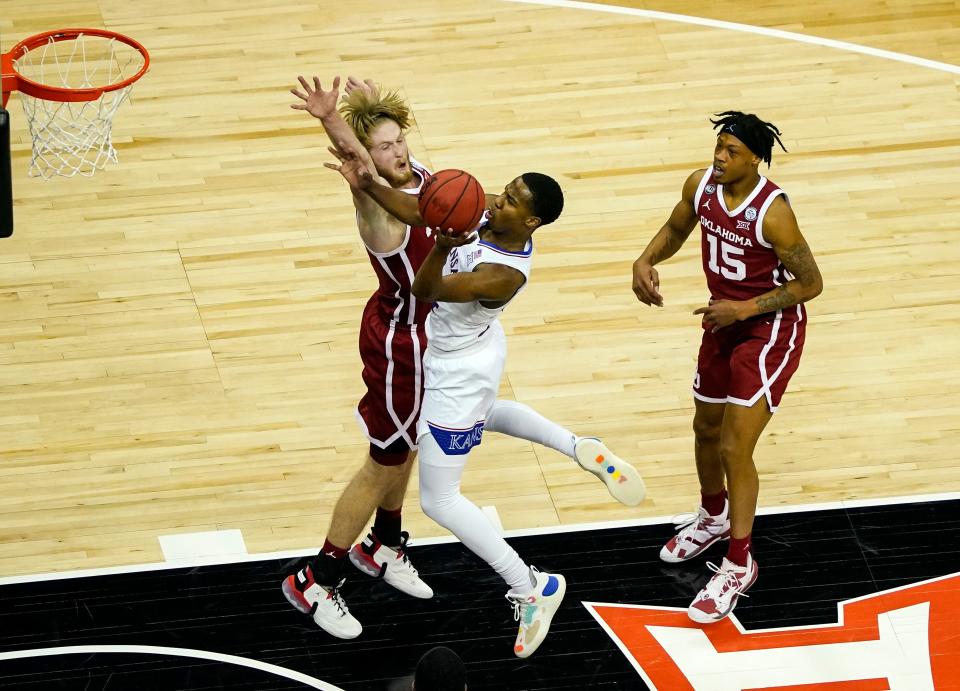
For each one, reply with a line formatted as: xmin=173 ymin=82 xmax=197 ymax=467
xmin=0 ymin=28 xmax=149 ymax=178
xmin=1 ymin=28 xmax=149 ymax=107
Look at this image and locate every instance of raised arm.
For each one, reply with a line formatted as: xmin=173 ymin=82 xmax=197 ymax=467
xmin=632 ymin=169 xmax=704 ymax=306
xmin=291 ymin=75 xmax=407 ymax=252
xmin=325 ymin=149 xmax=425 ymax=228
xmin=291 ymin=77 xmax=380 ymax=180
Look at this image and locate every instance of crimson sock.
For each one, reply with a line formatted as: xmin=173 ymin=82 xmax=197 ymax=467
xmin=372 ymin=507 xmax=402 ymax=548
xmin=311 ymin=538 xmax=349 ymax=587
xmin=701 ymin=489 xmax=727 ymax=516
xmin=727 ymin=534 xmax=752 ymax=567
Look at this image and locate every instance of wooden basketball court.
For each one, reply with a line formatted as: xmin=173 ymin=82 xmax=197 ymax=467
xmin=0 ymin=0 xmax=958 ymax=580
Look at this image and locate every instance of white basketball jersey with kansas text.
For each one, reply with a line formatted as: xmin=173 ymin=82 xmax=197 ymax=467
xmin=426 ymin=230 xmax=533 ymax=354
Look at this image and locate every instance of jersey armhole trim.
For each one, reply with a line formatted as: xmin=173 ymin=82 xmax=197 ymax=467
xmin=693 ymin=167 xmax=712 ymax=210
xmin=754 ymin=189 xmax=783 ymax=249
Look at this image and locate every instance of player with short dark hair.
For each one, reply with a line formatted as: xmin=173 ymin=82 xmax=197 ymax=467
xmin=412 ymin=646 xmax=467 ymax=691
xmin=329 ymin=137 xmax=645 ymax=656
xmin=283 ymin=76 xmax=645 ymax=646
xmin=385 ymin=645 xmax=467 ymax=691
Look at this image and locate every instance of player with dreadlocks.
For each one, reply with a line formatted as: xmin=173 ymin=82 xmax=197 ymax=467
xmin=632 ymin=111 xmax=823 ymax=623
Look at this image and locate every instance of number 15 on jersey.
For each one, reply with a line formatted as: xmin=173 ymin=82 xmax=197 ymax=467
xmin=705 ymin=234 xmax=746 ymax=281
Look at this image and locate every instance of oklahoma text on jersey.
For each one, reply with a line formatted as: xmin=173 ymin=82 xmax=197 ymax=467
xmin=692 ymin=166 xmax=805 ymax=412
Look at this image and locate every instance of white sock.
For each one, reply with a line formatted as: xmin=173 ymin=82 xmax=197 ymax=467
xmin=494 ymin=554 xmax=537 ymax=596
xmin=486 ymin=399 xmax=577 ymax=458
xmin=418 ymin=435 xmax=534 ymax=592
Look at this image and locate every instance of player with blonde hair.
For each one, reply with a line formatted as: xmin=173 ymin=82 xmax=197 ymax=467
xmin=283 ymin=77 xmax=645 ymax=647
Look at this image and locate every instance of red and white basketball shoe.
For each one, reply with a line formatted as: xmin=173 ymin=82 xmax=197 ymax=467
xmin=687 ymin=554 xmax=759 ymax=624
xmin=659 ymin=503 xmax=730 ymax=563
xmin=281 ymin=564 xmax=362 ymax=639
xmin=349 ymin=531 xmax=434 ymax=599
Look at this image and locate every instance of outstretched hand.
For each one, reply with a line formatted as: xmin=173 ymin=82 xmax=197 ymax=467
xmin=324 ymin=145 xmax=374 ymax=190
xmin=343 ymin=75 xmax=379 ymax=101
xmin=290 ymin=75 xmax=340 ymax=120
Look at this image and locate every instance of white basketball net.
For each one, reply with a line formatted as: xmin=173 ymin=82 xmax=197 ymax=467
xmin=13 ymin=33 xmax=144 ymax=179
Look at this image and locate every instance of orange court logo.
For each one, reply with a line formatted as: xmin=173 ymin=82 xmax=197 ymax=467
xmin=586 ymin=572 xmax=960 ymax=690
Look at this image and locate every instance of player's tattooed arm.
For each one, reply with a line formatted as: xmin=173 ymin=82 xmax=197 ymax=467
xmin=755 ymin=241 xmax=820 ymax=312
xmin=755 ymin=284 xmax=796 ymax=313
xmin=744 ymin=197 xmax=823 ymax=318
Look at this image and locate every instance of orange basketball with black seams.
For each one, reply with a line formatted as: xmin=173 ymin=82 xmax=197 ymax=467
xmin=418 ymin=169 xmax=486 ymax=235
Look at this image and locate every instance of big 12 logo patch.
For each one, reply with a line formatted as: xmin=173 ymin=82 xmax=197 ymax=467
xmin=585 ymin=572 xmax=960 ymax=690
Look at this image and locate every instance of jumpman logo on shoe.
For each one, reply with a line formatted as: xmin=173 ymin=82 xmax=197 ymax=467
xmin=281 ymin=567 xmax=362 ymax=639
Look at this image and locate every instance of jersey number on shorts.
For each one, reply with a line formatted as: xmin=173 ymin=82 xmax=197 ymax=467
xmin=706 ymin=234 xmax=746 ymax=281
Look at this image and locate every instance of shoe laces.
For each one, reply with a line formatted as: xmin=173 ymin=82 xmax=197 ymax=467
xmin=703 ymin=561 xmax=751 ymax=600
xmin=325 ymin=578 xmax=351 ymax=615
xmin=505 ymin=592 xmax=533 ymax=623
xmin=392 ymin=531 xmax=420 ymax=576
xmin=672 ymin=507 xmax=713 ymax=540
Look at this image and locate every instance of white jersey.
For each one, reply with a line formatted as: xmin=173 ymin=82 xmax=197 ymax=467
xmin=426 ymin=228 xmax=533 ymax=355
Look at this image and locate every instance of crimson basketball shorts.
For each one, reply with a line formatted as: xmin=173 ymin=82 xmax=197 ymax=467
xmin=693 ymin=306 xmax=806 ymax=412
xmin=416 ymin=322 xmax=506 ymax=467
xmin=355 ymin=304 xmax=428 ymax=456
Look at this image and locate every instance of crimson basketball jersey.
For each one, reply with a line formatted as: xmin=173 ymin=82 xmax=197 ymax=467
xmin=356 ymin=156 xmax=434 ymax=450
xmin=694 ymin=166 xmax=800 ymax=316
xmin=363 ymin=155 xmax=435 ymax=327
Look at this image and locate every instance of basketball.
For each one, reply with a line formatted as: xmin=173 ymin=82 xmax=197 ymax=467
xmin=418 ymin=169 xmax=486 ymax=235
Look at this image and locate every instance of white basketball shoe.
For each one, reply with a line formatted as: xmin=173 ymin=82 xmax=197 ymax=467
xmin=348 ymin=531 xmax=434 ymax=599
xmin=281 ymin=564 xmax=362 ymax=639
xmin=660 ymin=502 xmax=731 ymax=563
xmin=574 ymin=437 xmax=646 ymax=506
xmin=688 ymin=554 xmax=759 ymax=623
xmin=506 ymin=567 xmax=567 ymax=658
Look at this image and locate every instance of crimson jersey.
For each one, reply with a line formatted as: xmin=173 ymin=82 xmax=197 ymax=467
xmin=363 ymin=156 xmax=435 ymax=327
xmin=694 ymin=167 xmax=801 ymax=319
xmin=691 ymin=166 xmax=807 ymax=412
xmin=355 ymin=156 xmax=436 ymax=450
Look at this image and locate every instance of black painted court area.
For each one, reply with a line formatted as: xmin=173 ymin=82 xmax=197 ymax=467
xmin=1 ymin=498 xmax=958 ymax=690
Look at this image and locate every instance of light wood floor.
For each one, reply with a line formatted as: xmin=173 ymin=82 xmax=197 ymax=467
xmin=0 ymin=0 xmax=958 ymax=577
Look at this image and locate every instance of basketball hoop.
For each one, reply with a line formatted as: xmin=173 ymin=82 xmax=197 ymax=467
xmin=0 ymin=28 xmax=149 ymax=179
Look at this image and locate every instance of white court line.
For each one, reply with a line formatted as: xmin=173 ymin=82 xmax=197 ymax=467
xmin=0 ymin=644 xmax=345 ymax=690
xmin=158 ymin=529 xmax=247 ymax=562
xmin=506 ymin=0 xmax=960 ymax=75
xmin=0 ymin=491 xmax=956 ymax=587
